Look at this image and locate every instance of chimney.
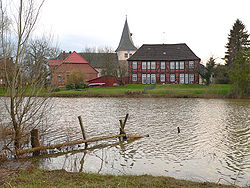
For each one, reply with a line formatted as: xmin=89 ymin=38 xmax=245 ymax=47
xmin=62 ymin=51 xmax=66 ymax=60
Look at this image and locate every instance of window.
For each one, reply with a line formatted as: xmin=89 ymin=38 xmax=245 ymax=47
xmin=147 ymin=62 xmax=151 ymax=70
xmin=176 ymin=61 xmax=179 ymax=69
xmin=161 ymin=61 xmax=165 ymax=69
xmin=142 ymin=74 xmax=147 ymax=84
xmin=58 ymin=76 xmax=62 ymax=82
xmin=185 ymin=74 xmax=189 ymax=84
xmin=179 ymin=74 xmax=184 ymax=84
xmin=180 ymin=61 xmax=184 ymax=69
xmin=146 ymin=74 xmax=151 ymax=84
xmin=142 ymin=61 xmax=146 ymax=69
xmin=189 ymin=61 xmax=194 ymax=68
xmin=132 ymin=74 xmax=137 ymax=81
xmin=132 ymin=61 xmax=137 ymax=69
xmin=189 ymin=74 xmax=194 ymax=84
xmin=124 ymin=53 xmax=128 ymax=58
xmin=151 ymin=61 xmax=156 ymax=69
xmin=170 ymin=61 xmax=175 ymax=69
xmin=129 ymin=53 xmax=132 ymax=57
xmin=170 ymin=74 xmax=175 ymax=82
xmin=151 ymin=74 xmax=156 ymax=84
xmin=160 ymin=74 xmax=165 ymax=82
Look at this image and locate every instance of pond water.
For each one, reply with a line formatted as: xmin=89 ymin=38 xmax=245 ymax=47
xmin=2 ymin=97 xmax=250 ymax=186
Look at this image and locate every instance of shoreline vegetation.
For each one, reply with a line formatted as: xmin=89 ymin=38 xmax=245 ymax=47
xmin=0 ymin=84 xmax=242 ymax=99
xmin=0 ymin=161 xmax=236 ymax=188
xmin=0 ymin=84 xmax=246 ymax=99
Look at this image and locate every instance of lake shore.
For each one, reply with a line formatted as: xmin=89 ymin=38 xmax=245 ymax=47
xmin=1 ymin=84 xmax=249 ymax=99
xmin=0 ymin=160 xmax=235 ymax=188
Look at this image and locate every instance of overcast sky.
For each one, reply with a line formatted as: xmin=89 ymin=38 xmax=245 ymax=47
xmin=38 ymin=0 xmax=250 ymax=64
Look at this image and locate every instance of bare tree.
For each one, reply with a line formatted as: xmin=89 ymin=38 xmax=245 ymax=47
xmin=0 ymin=0 xmax=56 ymax=154
xmin=23 ymin=35 xmax=60 ymax=82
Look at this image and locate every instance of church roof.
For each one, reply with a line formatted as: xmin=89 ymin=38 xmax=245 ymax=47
xmin=128 ymin=43 xmax=200 ymax=61
xmin=115 ymin=18 xmax=137 ymax=52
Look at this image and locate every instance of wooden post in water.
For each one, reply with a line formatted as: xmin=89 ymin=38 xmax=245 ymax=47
xmin=177 ymin=127 xmax=180 ymax=134
xmin=78 ymin=116 xmax=87 ymax=147
xmin=119 ymin=114 xmax=129 ymax=140
xmin=31 ymin=129 xmax=40 ymax=156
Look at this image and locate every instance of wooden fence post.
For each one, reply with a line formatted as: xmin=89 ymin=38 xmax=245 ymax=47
xmin=31 ymin=129 xmax=40 ymax=156
xmin=119 ymin=114 xmax=129 ymax=140
xmin=78 ymin=116 xmax=87 ymax=147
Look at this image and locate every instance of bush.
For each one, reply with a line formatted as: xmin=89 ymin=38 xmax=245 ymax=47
xmin=75 ymin=83 xmax=87 ymax=89
xmin=66 ymin=84 xmax=74 ymax=90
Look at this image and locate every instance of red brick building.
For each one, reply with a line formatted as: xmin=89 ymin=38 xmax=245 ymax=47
xmin=49 ymin=51 xmax=98 ymax=87
xmin=127 ymin=44 xmax=200 ymax=84
xmin=0 ymin=58 xmax=14 ymax=86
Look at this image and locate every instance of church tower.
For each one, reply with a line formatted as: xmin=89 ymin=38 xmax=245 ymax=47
xmin=116 ymin=17 xmax=137 ymax=61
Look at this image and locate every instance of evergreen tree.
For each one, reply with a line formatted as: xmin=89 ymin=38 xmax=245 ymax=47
xmin=229 ymin=50 xmax=250 ymax=97
xmin=225 ymin=19 xmax=250 ymax=66
xmin=199 ymin=57 xmax=216 ymax=85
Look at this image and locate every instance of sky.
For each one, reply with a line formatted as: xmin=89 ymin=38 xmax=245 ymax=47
xmin=37 ymin=0 xmax=250 ymax=64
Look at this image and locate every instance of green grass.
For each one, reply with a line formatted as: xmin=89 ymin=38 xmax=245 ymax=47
xmin=147 ymin=84 xmax=232 ymax=95
xmin=3 ymin=167 xmax=234 ymax=188
xmin=0 ymin=84 xmax=233 ymax=98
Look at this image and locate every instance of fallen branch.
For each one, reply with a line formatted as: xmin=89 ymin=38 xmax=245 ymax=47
xmin=16 ymin=134 xmax=149 ymax=156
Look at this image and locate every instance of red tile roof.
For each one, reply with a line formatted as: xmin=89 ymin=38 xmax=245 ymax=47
xmin=63 ymin=51 xmax=88 ymax=64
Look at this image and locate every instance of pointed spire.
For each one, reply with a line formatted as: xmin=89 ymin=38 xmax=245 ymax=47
xmin=115 ymin=17 xmax=137 ymax=52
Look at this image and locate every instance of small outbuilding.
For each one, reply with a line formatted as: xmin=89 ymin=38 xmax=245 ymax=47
xmin=87 ymin=75 xmax=122 ymax=87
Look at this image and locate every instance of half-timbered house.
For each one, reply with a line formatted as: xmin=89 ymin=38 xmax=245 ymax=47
xmin=127 ymin=43 xmax=200 ymax=84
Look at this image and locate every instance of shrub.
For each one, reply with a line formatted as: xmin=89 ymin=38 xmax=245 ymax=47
xmin=66 ymin=84 xmax=74 ymax=90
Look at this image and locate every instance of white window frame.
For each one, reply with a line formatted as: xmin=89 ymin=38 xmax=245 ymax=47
xmin=185 ymin=74 xmax=189 ymax=84
xmin=58 ymin=76 xmax=62 ymax=82
xmin=176 ymin=61 xmax=179 ymax=69
xmin=160 ymin=74 xmax=165 ymax=82
xmin=189 ymin=74 xmax=194 ymax=84
xmin=146 ymin=74 xmax=151 ymax=84
xmin=151 ymin=61 xmax=156 ymax=69
xmin=147 ymin=62 xmax=151 ymax=70
xmin=160 ymin=61 xmax=165 ymax=69
xmin=132 ymin=74 xmax=137 ymax=81
xmin=180 ymin=61 xmax=184 ymax=69
xmin=179 ymin=74 xmax=184 ymax=84
xmin=170 ymin=74 xmax=175 ymax=82
xmin=142 ymin=74 xmax=147 ymax=84
xmin=151 ymin=74 xmax=156 ymax=84
xmin=189 ymin=61 xmax=194 ymax=68
xmin=142 ymin=61 xmax=146 ymax=69
xmin=170 ymin=61 xmax=175 ymax=69
xmin=132 ymin=61 xmax=137 ymax=69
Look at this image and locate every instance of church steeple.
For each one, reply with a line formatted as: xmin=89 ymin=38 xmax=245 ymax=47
xmin=116 ymin=18 xmax=137 ymax=52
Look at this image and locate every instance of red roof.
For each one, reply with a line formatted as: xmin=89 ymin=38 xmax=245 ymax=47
xmin=63 ymin=51 xmax=88 ymax=64
xmin=49 ymin=60 xmax=62 ymax=66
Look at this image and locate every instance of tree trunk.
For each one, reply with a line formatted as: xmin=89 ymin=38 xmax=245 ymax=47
xmin=14 ymin=127 xmax=21 ymax=151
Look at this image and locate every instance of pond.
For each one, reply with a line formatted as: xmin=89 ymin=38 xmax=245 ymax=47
xmin=2 ymin=97 xmax=250 ymax=186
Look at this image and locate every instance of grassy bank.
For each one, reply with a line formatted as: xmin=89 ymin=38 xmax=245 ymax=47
xmin=49 ymin=84 xmax=233 ymax=98
xmin=0 ymin=84 xmax=235 ymax=98
xmin=2 ymin=167 xmax=235 ymax=188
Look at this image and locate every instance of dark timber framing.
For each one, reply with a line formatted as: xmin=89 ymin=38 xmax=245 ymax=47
xmin=128 ymin=44 xmax=200 ymax=84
